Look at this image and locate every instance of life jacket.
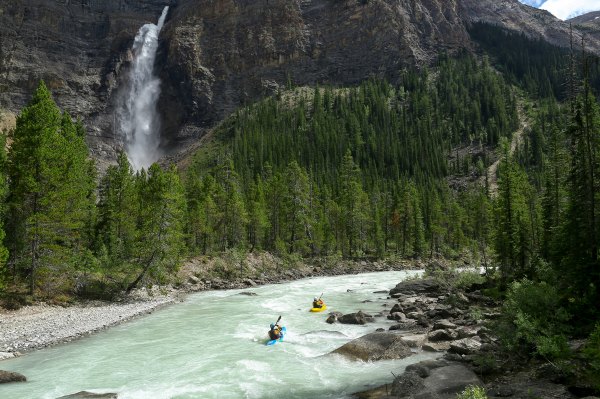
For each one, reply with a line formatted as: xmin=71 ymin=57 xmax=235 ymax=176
xmin=269 ymin=326 xmax=281 ymax=340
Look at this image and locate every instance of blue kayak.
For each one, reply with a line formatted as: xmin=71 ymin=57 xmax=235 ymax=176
xmin=266 ymin=326 xmax=286 ymax=346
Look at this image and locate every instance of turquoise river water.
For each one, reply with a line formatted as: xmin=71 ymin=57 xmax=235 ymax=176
xmin=1 ymin=270 xmax=438 ymax=399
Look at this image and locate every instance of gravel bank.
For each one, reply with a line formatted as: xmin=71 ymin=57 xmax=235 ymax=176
xmin=0 ymin=293 xmax=178 ymax=358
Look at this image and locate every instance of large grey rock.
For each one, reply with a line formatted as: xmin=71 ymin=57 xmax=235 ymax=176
xmin=326 ymin=311 xmax=343 ymax=324
xmin=427 ymin=329 xmax=457 ymax=342
xmin=390 ymin=279 xmax=440 ymax=297
xmin=400 ymin=334 xmax=426 ymax=348
xmin=391 ymin=371 xmax=426 ymax=397
xmin=414 ymin=364 xmax=483 ymax=398
xmin=432 ymin=319 xmax=457 ymax=331
xmin=57 ymin=392 xmax=118 ymax=399
xmin=448 ymin=338 xmax=482 ymax=356
xmin=332 ymin=332 xmax=413 ymax=362
xmin=338 ymin=311 xmax=373 ymax=325
xmin=422 ymin=342 xmax=451 ymax=352
xmin=0 ymin=370 xmax=26 ymax=383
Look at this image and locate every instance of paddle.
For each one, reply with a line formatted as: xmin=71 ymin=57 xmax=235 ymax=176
xmin=274 ymin=315 xmax=282 ymax=326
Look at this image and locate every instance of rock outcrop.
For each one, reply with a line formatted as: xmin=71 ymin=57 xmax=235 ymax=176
xmin=332 ymin=332 xmax=413 ymax=362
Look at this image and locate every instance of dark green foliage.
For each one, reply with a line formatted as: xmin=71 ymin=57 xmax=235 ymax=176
xmin=201 ymin=55 xmax=516 ymax=188
xmin=125 ymin=164 xmax=186 ymax=293
xmin=468 ymin=23 xmax=600 ymax=99
xmin=499 ymin=279 xmax=570 ymax=359
xmin=185 ymin=55 xmax=514 ymax=259
xmin=6 ymin=82 xmax=96 ymax=297
xmin=494 ymin=139 xmax=541 ymax=284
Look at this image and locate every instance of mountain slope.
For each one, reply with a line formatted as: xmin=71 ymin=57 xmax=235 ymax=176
xmin=0 ymin=0 xmax=598 ymax=164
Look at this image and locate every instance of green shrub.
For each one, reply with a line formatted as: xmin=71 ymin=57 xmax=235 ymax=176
xmin=500 ymin=279 xmax=570 ymax=359
xmin=456 ymin=385 xmax=488 ymax=399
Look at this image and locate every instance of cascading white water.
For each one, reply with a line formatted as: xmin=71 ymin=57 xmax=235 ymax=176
xmin=117 ymin=6 xmax=169 ymax=171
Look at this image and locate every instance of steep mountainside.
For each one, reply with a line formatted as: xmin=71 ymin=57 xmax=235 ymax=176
xmin=569 ymin=11 xmax=600 ymax=42
xmin=0 ymin=0 xmax=598 ymax=164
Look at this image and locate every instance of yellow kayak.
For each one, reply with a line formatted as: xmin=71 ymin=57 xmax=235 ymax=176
xmin=310 ymin=305 xmax=327 ymax=312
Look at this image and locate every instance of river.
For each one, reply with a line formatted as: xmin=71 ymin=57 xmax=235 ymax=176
xmin=2 ymin=270 xmax=438 ymax=399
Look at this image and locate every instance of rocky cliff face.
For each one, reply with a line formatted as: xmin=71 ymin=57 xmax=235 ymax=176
xmin=157 ymin=0 xmax=471 ymax=150
xmin=569 ymin=11 xmax=600 ymax=43
xmin=460 ymin=0 xmax=600 ymax=53
xmin=0 ymin=0 xmax=597 ymax=164
xmin=0 ymin=0 xmax=171 ymax=160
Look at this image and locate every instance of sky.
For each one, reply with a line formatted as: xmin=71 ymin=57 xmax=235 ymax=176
xmin=519 ymin=0 xmax=600 ymax=20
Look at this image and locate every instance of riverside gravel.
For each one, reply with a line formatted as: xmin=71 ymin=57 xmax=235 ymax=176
xmin=0 ymin=294 xmax=177 ymax=356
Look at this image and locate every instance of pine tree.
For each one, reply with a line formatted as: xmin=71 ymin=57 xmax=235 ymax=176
xmin=126 ymin=165 xmax=185 ymax=293
xmin=281 ymin=161 xmax=311 ymax=254
xmin=338 ymin=150 xmax=368 ymax=256
xmin=0 ymin=132 xmax=9 ymax=290
xmin=7 ymin=82 xmax=95 ymax=296
xmin=246 ymin=178 xmax=269 ymax=251
xmin=214 ymin=159 xmax=247 ymax=251
xmin=96 ymin=152 xmax=136 ymax=274
xmin=494 ymin=138 xmax=538 ymax=285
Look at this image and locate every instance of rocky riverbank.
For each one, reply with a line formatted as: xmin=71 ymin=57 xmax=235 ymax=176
xmin=321 ymin=275 xmax=599 ymax=399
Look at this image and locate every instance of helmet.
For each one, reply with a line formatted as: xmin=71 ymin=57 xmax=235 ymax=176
xmin=270 ymin=323 xmax=275 ymax=329
xmin=313 ymin=297 xmax=317 ymax=301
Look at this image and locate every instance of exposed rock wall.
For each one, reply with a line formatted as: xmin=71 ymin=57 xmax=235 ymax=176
xmin=0 ymin=0 xmax=171 ymax=160
xmin=0 ymin=0 xmax=598 ymax=165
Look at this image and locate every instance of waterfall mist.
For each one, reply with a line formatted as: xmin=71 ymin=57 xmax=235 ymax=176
xmin=116 ymin=6 xmax=169 ymax=171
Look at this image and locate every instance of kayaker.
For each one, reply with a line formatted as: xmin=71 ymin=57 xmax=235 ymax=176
xmin=269 ymin=323 xmax=282 ymax=340
xmin=313 ymin=297 xmax=324 ymax=309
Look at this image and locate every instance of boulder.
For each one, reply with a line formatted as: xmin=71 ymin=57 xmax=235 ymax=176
xmin=331 ymin=332 xmax=413 ymax=361
xmin=427 ymin=329 xmax=457 ymax=342
xmin=338 ymin=311 xmax=373 ymax=325
xmin=390 ymin=303 xmax=404 ymax=313
xmin=326 ymin=311 xmax=343 ymax=324
xmin=448 ymin=338 xmax=482 ymax=356
xmin=432 ymin=319 xmax=457 ymax=331
xmin=187 ymin=275 xmax=201 ymax=285
xmin=400 ymin=334 xmax=426 ymax=348
xmin=388 ymin=312 xmax=407 ymax=321
xmin=406 ymin=311 xmax=423 ymax=320
xmin=243 ymin=278 xmax=257 ymax=286
xmin=422 ymin=342 xmax=451 ymax=352
xmin=0 ymin=370 xmax=26 ymax=383
xmin=237 ymin=292 xmax=257 ymax=296
xmin=391 ymin=371 xmax=426 ymax=397
xmin=390 ymin=279 xmax=440 ymax=297
xmin=455 ymin=326 xmax=478 ymax=339
xmin=414 ymin=364 xmax=483 ymax=398
xmin=56 ymin=392 xmax=118 ymax=399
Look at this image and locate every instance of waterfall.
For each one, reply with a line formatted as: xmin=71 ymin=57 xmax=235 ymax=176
xmin=117 ymin=6 xmax=169 ymax=171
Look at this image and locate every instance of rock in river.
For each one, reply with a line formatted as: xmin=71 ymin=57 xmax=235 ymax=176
xmin=56 ymin=391 xmax=118 ymax=398
xmin=331 ymin=332 xmax=413 ymax=361
xmin=0 ymin=370 xmax=26 ymax=383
